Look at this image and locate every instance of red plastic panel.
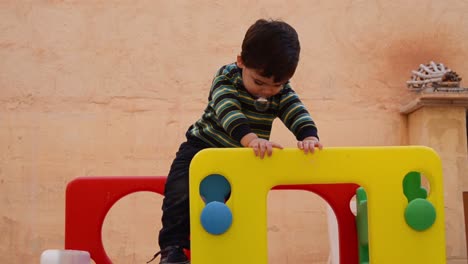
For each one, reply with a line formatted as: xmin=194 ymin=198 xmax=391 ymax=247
xmin=65 ymin=177 xmax=358 ymax=264
xmin=65 ymin=176 xmax=167 ymax=264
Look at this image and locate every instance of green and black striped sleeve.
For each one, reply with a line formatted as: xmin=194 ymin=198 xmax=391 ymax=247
xmin=210 ymin=74 xmax=252 ymax=142
xmin=278 ymin=85 xmax=318 ymax=141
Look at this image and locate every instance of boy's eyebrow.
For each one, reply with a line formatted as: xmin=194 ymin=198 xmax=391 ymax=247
xmin=253 ymin=76 xmax=286 ymax=86
xmin=253 ymin=78 xmax=265 ymax=84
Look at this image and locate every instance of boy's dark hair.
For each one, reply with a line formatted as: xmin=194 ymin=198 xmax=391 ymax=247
xmin=241 ymin=19 xmax=300 ymax=83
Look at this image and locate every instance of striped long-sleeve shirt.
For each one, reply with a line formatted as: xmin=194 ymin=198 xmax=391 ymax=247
xmin=186 ymin=63 xmax=318 ymax=147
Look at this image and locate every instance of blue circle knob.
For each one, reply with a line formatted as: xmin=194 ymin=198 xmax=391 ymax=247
xmin=200 ymin=201 xmax=233 ymax=235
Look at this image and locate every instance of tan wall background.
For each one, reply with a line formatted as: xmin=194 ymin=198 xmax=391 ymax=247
xmin=407 ymin=106 xmax=468 ymax=264
xmin=1 ymin=1 xmax=468 ymax=263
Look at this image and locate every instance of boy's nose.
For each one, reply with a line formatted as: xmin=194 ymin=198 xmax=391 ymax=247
xmin=261 ymin=90 xmax=275 ymax=98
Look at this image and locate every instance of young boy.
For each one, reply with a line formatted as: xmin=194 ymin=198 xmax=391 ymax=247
xmin=149 ymin=19 xmax=322 ymax=264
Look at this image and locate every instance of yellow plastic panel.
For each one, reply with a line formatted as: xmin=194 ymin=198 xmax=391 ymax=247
xmin=189 ymin=147 xmax=446 ymax=264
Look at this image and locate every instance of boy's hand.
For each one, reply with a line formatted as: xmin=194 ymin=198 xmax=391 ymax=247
xmin=241 ymin=133 xmax=283 ymax=159
xmin=297 ymin=136 xmax=322 ymax=154
xmin=248 ymin=138 xmax=283 ymax=159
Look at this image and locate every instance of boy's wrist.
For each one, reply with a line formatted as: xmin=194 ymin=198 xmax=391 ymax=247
xmin=296 ymin=126 xmax=318 ymax=141
xmin=240 ymin=133 xmax=258 ymax=147
xmin=231 ymin=124 xmax=252 ymax=142
xmin=302 ymin=136 xmax=319 ymax=142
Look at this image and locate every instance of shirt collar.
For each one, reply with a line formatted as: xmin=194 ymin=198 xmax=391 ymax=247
xmin=232 ymin=64 xmax=244 ymax=89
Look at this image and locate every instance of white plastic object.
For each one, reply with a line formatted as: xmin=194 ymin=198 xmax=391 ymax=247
xmin=40 ymin=249 xmax=91 ymax=264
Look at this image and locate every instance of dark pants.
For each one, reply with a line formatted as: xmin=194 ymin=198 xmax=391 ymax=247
xmin=158 ymin=141 xmax=207 ymax=249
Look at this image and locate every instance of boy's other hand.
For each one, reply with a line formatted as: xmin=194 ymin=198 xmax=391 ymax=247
xmin=297 ymin=137 xmax=322 ymax=154
xmin=248 ymin=138 xmax=283 ymax=159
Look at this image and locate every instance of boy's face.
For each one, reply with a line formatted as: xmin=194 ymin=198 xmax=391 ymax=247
xmin=237 ymin=56 xmax=288 ymax=99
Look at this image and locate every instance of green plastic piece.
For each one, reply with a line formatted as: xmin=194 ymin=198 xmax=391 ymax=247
xmin=356 ymin=188 xmax=368 ymax=245
xmin=404 ymin=198 xmax=436 ymax=231
xmin=355 ymin=187 xmax=369 ymax=264
xmin=356 ymin=187 xmax=367 ymax=203
xmin=403 ymin=171 xmax=427 ymax=202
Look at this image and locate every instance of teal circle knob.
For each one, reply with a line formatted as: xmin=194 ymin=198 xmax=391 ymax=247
xmin=404 ymin=198 xmax=436 ymax=231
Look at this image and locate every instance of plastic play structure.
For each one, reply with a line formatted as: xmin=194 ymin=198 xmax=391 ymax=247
xmin=189 ymin=147 xmax=446 ymax=264
xmin=63 ymin=146 xmax=446 ymax=264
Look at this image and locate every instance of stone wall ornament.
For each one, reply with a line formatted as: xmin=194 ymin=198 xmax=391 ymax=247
xmin=406 ymin=61 xmax=463 ymax=92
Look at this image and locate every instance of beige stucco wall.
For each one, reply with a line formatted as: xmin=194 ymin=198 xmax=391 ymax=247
xmin=407 ymin=106 xmax=468 ymax=263
xmin=1 ymin=1 xmax=468 ymax=263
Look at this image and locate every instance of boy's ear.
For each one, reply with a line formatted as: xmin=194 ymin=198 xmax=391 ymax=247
xmin=236 ymin=55 xmax=244 ymax=68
